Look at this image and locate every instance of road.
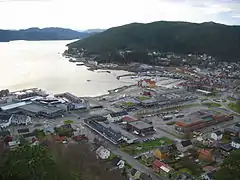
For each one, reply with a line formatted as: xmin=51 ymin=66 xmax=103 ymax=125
xmin=102 ymin=139 xmax=165 ymax=180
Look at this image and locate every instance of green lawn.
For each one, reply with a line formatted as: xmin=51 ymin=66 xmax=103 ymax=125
xmin=121 ymin=102 xmax=135 ymax=107
xmin=179 ymin=168 xmax=192 ymax=175
xmin=228 ymin=101 xmax=240 ymax=113
xmin=138 ymin=96 xmax=151 ymax=101
xmin=166 ymin=121 xmax=176 ymax=126
xmin=202 ymin=102 xmax=221 ymax=107
xmin=121 ymin=137 xmax=173 ymax=155
xmin=64 ymin=120 xmax=73 ymax=124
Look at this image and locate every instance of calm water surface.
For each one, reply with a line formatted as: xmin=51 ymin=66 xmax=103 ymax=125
xmin=0 ymin=40 xmax=135 ymax=96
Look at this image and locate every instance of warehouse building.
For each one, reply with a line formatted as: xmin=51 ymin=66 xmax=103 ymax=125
xmin=19 ymin=103 xmax=64 ymax=118
xmin=175 ymin=110 xmax=234 ymax=133
xmin=127 ymin=121 xmax=155 ymax=136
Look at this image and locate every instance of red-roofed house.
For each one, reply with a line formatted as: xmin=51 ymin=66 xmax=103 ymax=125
xmin=152 ymin=159 xmax=173 ymax=176
xmin=123 ymin=115 xmax=138 ymax=123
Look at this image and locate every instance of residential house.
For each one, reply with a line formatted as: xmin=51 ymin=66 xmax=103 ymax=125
xmin=141 ymin=151 xmax=154 ymax=162
xmin=202 ymin=166 xmax=216 ymax=173
xmin=8 ymin=140 xmax=20 ymax=150
xmin=129 ymin=168 xmax=141 ymax=180
xmin=111 ymin=157 xmax=125 ymax=169
xmin=176 ymin=140 xmax=193 ymax=152
xmin=199 ymin=149 xmax=213 ymax=162
xmin=106 ymin=111 xmax=128 ymax=123
xmin=154 ymin=146 xmax=169 ymax=160
xmin=201 ymin=170 xmax=216 ymax=180
xmin=22 ymin=132 xmax=37 ymax=142
xmin=139 ymin=173 xmax=152 ymax=180
xmin=96 ymin=146 xmax=111 ymax=160
xmin=220 ymin=143 xmax=233 ymax=152
xmin=210 ymin=131 xmax=223 ymax=141
xmin=0 ymin=114 xmax=11 ymax=128
xmin=231 ymin=138 xmax=240 ymax=149
xmin=152 ymin=160 xmax=173 ymax=176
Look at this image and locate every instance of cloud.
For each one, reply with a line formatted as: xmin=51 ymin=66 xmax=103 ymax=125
xmin=0 ymin=0 xmax=239 ymax=29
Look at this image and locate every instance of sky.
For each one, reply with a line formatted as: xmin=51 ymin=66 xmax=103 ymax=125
xmin=0 ymin=0 xmax=240 ymax=30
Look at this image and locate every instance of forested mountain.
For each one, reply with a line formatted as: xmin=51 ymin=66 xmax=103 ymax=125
xmin=0 ymin=27 xmax=92 ymax=42
xmin=68 ymin=21 xmax=240 ymax=61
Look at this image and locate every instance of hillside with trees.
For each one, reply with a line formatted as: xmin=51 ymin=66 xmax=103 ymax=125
xmin=68 ymin=21 xmax=240 ymax=62
xmin=0 ymin=140 xmax=126 ymax=180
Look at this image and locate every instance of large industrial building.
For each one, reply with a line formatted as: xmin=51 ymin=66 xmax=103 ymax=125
xmin=175 ymin=110 xmax=234 ymax=133
xmin=0 ymin=101 xmax=65 ymax=119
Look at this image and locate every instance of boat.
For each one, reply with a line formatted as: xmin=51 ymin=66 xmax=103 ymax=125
xmin=76 ymin=63 xmax=84 ymax=66
xmin=86 ymin=80 xmax=91 ymax=82
xmin=69 ymin=59 xmax=76 ymax=62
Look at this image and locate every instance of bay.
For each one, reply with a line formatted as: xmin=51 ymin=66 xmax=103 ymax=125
xmin=0 ymin=40 xmax=135 ymax=96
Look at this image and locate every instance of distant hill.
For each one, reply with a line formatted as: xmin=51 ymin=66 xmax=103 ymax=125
xmin=0 ymin=27 xmax=93 ymax=42
xmin=68 ymin=21 xmax=240 ymax=61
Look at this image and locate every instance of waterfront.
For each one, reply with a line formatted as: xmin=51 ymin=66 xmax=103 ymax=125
xmin=0 ymin=40 xmax=135 ymax=96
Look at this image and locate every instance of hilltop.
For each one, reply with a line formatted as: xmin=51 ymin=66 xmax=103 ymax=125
xmin=0 ymin=27 xmax=93 ymax=42
xmin=68 ymin=21 xmax=240 ymax=61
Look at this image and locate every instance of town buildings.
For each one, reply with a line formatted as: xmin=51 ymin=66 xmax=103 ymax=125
xmin=127 ymin=121 xmax=155 ymax=136
xmin=175 ymin=110 xmax=233 ymax=133
xmin=106 ymin=111 xmax=128 ymax=123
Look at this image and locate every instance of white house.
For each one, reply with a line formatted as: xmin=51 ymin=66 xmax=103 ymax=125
xmin=211 ymin=131 xmax=223 ymax=141
xmin=231 ymin=139 xmax=240 ymax=149
xmin=8 ymin=141 xmax=20 ymax=150
xmin=106 ymin=111 xmax=128 ymax=123
xmin=112 ymin=157 xmax=125 ymax=169
xmin=96 ymin=146 xmax=111 ymax=160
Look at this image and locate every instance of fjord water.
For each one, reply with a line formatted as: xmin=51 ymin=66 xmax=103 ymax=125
xmin=0 ymin=40 xmax=134 ymax=96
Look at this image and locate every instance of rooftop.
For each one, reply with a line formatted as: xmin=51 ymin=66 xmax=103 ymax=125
xmin=0 ymin=101 xmax=32 ymax=111
xmin=128 ymin=121 xmax=153 ymax=130
xmin=19 ymin=103 xmax=61 ymax=114
xmin=214 ymin=131 xmax=223 ymax=136
xmin=176 ymin=109 xmax=227 ymax=126
xmin=110 ymin=111 xmax=128 ymax=118
xmin=181 ymin=140 xmax=192 ymax=147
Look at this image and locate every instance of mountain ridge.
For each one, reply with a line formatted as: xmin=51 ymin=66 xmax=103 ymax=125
xmin=68 ymin=21 xmax=240 ymax=61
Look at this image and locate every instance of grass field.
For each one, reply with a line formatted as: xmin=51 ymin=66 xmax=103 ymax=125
xmin=121 ymin=102 xmax=135 ymax=107
xmin=166 ymin=121 xmax=176 ymax=126
xmin=64 ymin=120 xmax=73 ymax=124
xmin=228 ymin=101 xmax=240 ymax=113
xmin=138 ymin=96 xmax=151 ymax=101
xmin=202 ymin=102 xmax=221 ymax=107
xmin=121 ymin=137 xmax=173 ymax=155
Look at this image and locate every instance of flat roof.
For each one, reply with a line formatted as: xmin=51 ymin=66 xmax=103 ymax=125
xmin=0 ymin=101 xmax=32 ymax=111
xmin=128 ymin=121 xmax=153 ymax=130
xmin=19 ymin=103 xmax=61 ymax=114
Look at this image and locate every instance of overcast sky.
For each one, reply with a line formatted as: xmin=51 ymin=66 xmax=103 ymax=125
xmin=0 ymin=0 xmax=240 ymax=30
